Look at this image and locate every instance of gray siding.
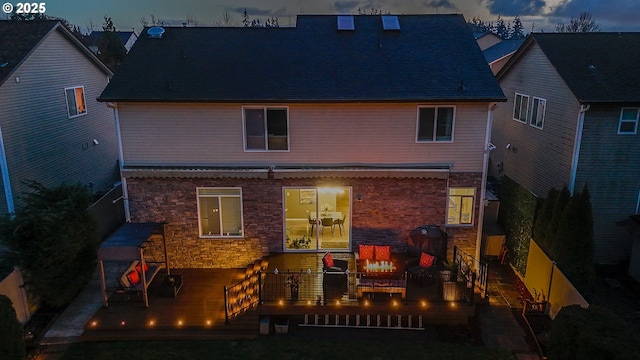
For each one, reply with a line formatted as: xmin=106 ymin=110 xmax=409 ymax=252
xmin=576 ymin=105 xmax=640 ymax=263
xmin=491 ymin=42 xmax=581 ymax=197
xmin=0 ymin=29 xmax=119 ymax=211
xmin=117 ymin=102 xmax=491 ymax=173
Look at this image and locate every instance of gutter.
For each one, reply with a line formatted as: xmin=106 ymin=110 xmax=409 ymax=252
xmin=108 ymin=102 xmax=131 ymax=222
xmin=476 ymin=102 xmax=497 ymax=263
xmin=569 ymin=104 xmax=590 ymax=195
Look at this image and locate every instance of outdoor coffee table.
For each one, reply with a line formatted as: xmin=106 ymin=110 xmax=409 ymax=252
xmin=357 ymin=260 xmax=406 ymax=300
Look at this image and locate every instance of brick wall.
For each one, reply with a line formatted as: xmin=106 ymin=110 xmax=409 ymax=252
xmin=126 ymin=172 xmax=481 ymax=268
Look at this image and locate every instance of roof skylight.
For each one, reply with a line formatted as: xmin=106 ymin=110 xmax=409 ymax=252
xmin=337 ymin=15 xmax=355 ymax=30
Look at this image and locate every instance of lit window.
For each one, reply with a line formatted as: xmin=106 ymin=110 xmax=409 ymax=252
xmin=65 ymin=86 xmax=87 ymax=118
xmin=416 ymin=106 xmax=454 ymax=142
xmin=197 ymin=188 xmax=244 ymax=237
xmin=530 ymin=97 xmax=546 ymax=129
xmin=244 ymin=107 xmax=289 ymax=151
xmin=513 ymin=93 xmax=529 ymax=123
xmin=618 ymin=108 xmax=639 ymax=134
xmin=447 ymin=188 xmax=475 ymax=225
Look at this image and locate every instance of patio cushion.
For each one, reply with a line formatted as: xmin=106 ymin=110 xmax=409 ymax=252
xmin=419 ymin=252 xmax=436 ymax=268
xmin=375 ymin=245 xmax=391 ymax=261
xmin=126 ymin=269 xmax=141 ymax=286
xmin=322 ymin=252 xmax=335 ymax=268
xmin=358 ymin=244 xmax=375 ymax=260
xmin=135 ymin=262 xmax=149 ymax=274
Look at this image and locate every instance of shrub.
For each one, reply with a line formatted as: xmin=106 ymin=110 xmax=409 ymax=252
xmin=0 ymin=295 xmax=26 ymax=360
xmin=550 ymin=305 xmax=640 ymax=360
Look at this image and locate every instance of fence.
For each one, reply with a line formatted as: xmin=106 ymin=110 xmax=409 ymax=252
xmin=87 ymin=183 xmax=125 ymax=241
xmin=519 ymin=239 xmax=588 ymax=319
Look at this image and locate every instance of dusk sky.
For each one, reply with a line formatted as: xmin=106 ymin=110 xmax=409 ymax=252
xmin=5 ymin=0 xmax=640 ymax=33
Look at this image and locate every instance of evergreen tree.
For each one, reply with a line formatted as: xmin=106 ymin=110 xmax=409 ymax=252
xmin=0 ymin=295 xmax=25 ymax=360
xmin=546 ymin=186 xmax=570 ymax=258
xmin=97 ymin=16 xmax=126 ymax=72
xmin=494 ymin=15 xmax=508 ymax=39
xmin=509 ymin=15 xmax=525 ymax=39
xmin=533 ymin=187 xmax=559 ymax=251
xmin=0 ymin=182 xmax=99 ymax=308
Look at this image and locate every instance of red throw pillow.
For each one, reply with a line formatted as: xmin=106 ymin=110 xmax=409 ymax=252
xmin=358 ymin=244 xmax=375 ymax=260
xmin=419 ymin=252 xmax=436 ymax=268
xmin=375 ymin=245 xmax=391 ymax=261
xmin=322 ymin=252 xmax=335 ymax=268
xmin=135 ymin=262 xmax=149 ymax=274
xmin=126 ymin=270 xmax=141 ymax=286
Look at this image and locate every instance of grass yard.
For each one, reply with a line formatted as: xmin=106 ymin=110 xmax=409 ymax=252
xmin=62 ymin=337 xmax=515 ymax=360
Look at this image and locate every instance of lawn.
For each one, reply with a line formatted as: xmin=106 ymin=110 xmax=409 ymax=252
xmin=61 ymin=337 xmax=515 ymax=360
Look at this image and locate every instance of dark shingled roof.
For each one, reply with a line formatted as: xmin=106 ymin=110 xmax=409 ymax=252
xmin=483 ymin=39 xmax=524 ymax=64
xmin=501 ymin=32 xmax=640 ymax=104
xmin=0 ymin=20 xmax=58 ymax=86
xmin=99 ymin=14 xmax=505 ymax=103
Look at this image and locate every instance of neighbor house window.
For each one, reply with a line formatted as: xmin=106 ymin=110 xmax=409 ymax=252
xmin=416 ymin=106 xmax=454 ymax=142
xmin=447 ymin=187 xmax=475 ymax=225
xmin=618 ymin=108 xmax=639 ymax=134
xmin=197 ymin=188 xmax=244 ymax=237
xmin=243 ymin=107 xmax=289 ymax=151
xmin=513 ymin=93 xmax=529 ymax=123
xmin=65 ymin=86 xmax=87 ymax=118
xmin=530 ymin=97 xmax=546 ymax=129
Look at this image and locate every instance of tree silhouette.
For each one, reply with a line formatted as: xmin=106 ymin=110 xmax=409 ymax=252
xmin=556 ymin=12 xmax=600 ymax=32
xmin=97 ymin=16 xmax=126 ymax=72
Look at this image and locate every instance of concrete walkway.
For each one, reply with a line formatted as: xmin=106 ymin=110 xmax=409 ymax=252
xmin=477 ymin=262 xmax=542 ymax=360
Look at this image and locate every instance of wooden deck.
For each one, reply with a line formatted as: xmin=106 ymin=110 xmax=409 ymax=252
xmin=83 ymin=253 xmax=477 ymax=340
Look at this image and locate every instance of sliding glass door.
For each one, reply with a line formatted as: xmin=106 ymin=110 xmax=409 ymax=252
xmin=283 ymin=186 xmax=351 ymax=251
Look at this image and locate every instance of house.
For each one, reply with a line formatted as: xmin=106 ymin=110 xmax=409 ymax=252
xmin=483 ymin=39 xmax=524 ymax=75
xmin=98 ymin=14 xmax=505 ymax=269
xmin=490 ymin=33 xmax=640 ymax=276
xmin=0 ymin=20 xmax=120 ymax=215
xmin=83 ymin=30 xmax=138 ymax=54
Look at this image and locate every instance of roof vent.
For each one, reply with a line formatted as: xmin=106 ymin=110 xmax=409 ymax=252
xmin=147 ymin=26 xmax=165 ymax=39
xmin=337 ymin=15 xmax=354 ymax=31
xmin=381 ymin=15 xmax=400 ymax=30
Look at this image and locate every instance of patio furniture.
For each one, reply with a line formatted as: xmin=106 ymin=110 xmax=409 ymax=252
xmin=322 ymin=252 xmax=348 ymax=304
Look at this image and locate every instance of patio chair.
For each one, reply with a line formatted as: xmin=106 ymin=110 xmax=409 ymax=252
xmin=322 ymin=252 xmax=348 ymax=304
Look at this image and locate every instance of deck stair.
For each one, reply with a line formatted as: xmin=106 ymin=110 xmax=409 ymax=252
xmin=299 ymin=312 xmax=424 ymax=330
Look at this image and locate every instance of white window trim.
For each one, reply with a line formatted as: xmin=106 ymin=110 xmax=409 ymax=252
xmin=65 ymin=86 xmax=87 ymax=119
xmin=529 ymin=97 xmax=546 ymax=130
xmin=196 ymin=187 xmax=245 ymax=238
xmin=242 ymin=106 xmax=290 ymax=152
xmin=513 ymin=93 xmax=529 ymax=123
xmin=618 ymin=108 xmax=639 ymax=135
xmin=415 ymin=105 xmax=456 ymax=143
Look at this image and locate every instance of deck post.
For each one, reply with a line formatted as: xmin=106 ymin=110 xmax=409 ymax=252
xmin=258 ymin=271 xmax=263 ymax=305
xmin=223 ymin=285 xmax=230 ymax=324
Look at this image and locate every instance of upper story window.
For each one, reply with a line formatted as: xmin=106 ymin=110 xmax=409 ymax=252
xmin=65 ymin=86 xmax=87 ymax=118
xmin=243 ymin=107 xmax=289 ymax=151
xmin=416 ymin=106 xmax=455 ymax=142
xmin=513 ymin=93 xmax=529 ymax=123
xmin=618 ymin=108 xmax=639 ymax=134
xmin=197 ymin=187 xmax=244 ymax=238
xmin=530 ymin=97 xmax=546 ymax=129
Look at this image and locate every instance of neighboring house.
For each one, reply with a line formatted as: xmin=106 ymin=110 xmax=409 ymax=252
xmin=483 ymin=39 xmax=524 ymax=75
xmin=471 ymin=27 xmax=502 ymax=51
xmin=490 ymin=33 xmax=640 ymax=275
xmin=98 ymin=14 xmax=505 ymax=268
xmin=0 ymin=20 xmax=120 ymax=215
xmin=83 ymin=30 xmax=137 ymax=54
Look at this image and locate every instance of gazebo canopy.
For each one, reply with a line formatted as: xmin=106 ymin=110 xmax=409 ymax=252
xmin=99 ymin=222 xmax=163 ymax=261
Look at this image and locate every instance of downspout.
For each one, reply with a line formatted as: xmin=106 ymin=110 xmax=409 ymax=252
xmin=108 ymin=102 xmax=131 ymax=222
xmin=569 ymin=104 xmax=590 ymax=195
xmin=0 ymin=126 xmax=15 ymax=215
xmin=476 ymin=102 xmax=498 ymax=264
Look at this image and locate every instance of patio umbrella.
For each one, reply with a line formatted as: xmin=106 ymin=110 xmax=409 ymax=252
xmin=409 ymin=225 xmax=446 ymax=259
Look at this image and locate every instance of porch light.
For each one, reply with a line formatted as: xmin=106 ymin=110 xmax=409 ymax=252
xmin=335 ymin=300 xmax=341 ymax=306
xmin=392 ymin=300 xmax=399 ymax=307
xmin=177 ymin=319 xmax=184 ymax=326
xmin=363 ymin=300 xmax=370 ymax=306
xmin=90 ymin=320 xmax=98 ymax=327
xmin=148 ymin=320 xmax=155 ymax=327
xmin=278 ymin=299 xmax=284 ymax=306
xmin=421 ymin=300 xmax=428 ymax=308
xmin=205 ymin=320 xmax=212 ymax=326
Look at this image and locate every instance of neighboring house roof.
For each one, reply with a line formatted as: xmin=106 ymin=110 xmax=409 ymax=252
xmin=0 ymin=20 xmax=112 ymax=86
xmin=498 ymin=32 xmax=640 ymax=103
xmin=99 ymin=14 xmax=505 ymax=103
xmin=84 ymin=30 xmax=137 ymax=52
xmin=483 ymin=39 xmax=524 ymax=64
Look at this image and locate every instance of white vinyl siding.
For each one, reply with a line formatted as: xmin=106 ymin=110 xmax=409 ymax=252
xmin=530 ymin=97 xmax=546 ymax=129
xmin=618 ymin=108 xmax=639 ymax=134
xmin=65 ymin=86 xmax=87 ymax=118
xmin=416 ymin=106 xmax=455 ymax=142
xmin=513 ymin=93 xmax=529 ymax=123
xmin=197 ymin=187 xmax=244 ymax=238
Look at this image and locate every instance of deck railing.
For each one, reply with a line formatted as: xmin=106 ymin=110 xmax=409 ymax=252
xmin=223 ymin=272 xmax=262 ymax=323
xmin=453 ymin=246 xmax=488 ymax=299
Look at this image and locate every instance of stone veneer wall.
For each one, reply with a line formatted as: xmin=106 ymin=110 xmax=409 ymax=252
xmin=126 ymin=172 xmax=481 ymax=268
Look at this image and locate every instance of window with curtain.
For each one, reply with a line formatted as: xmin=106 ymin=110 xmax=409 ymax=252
xmin=447 ymin=187 xmax=475 ymax=225
xmin=65 ymin=86 xmax=87 ymax=118
xmin=197 ymin=188 xmax=243 ymax=237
